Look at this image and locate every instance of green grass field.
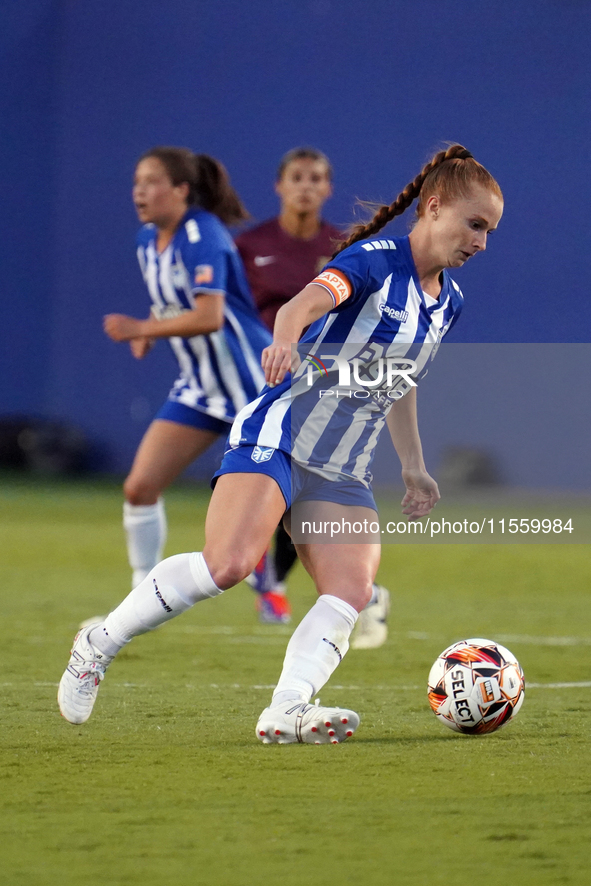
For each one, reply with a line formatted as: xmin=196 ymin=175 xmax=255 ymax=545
xmin=1 ymin=473 xmax=590 ymax=885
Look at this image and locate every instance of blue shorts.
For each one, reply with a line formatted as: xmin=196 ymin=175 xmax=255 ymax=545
xmin=212 ymin=444 xmax=377 ymax=512
xmin=155 ymin=400 xmax=231 ymax=436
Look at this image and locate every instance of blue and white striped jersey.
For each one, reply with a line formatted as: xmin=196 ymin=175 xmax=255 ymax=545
xmin=229 ymin=235 xmax=464 ymax=485
xmin=137 ymin=208 xmax=271 ymax=422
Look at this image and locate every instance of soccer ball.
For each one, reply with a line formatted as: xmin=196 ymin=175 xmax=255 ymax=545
xmin=427 ymin=638 xmax=525 ymax=735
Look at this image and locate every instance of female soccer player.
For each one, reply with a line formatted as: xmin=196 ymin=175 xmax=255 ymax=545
xmin=103 ymin=147 xmax=271 ymax=590
xmin=236 ymin=147 xmax=390 ymax=641
xmin=59 ymin=144 xmax=504 ymax=744
xmin=235 ymin=147 xmax=341 ymax=625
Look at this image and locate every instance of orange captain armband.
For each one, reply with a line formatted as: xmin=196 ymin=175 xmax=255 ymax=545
xmin=311 ymin=268 xmax=352 ymax=307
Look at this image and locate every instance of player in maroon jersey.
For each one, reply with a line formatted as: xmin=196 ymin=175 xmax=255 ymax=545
xmin=236 ymin=147 xmax=341 ymax=330
xmin=235 ymin=148 xmax=390 ymax=645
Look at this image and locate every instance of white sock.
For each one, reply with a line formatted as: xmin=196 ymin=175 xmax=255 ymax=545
xmin=271 ymin=595 xmax=358 ymax=706
xmin=91 ymin=552 xmax=222 ymax=651
xmin=123 ymin=499 xmax=167 ymax=588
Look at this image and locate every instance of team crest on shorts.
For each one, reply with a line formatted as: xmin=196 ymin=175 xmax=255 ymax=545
xmin=251 ymin=445 xmax=275 ymax=464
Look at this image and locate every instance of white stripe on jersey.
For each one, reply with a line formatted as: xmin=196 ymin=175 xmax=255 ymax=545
xmin=138 ymin=228 xmax=269 ymax=424
xmin=209 ymin=329 xmax=249 ymax=414
xmin=258 ymin=390 xmax=292 ymax=449
xmin=230 ymin=235 xmax=464 ymax=485
xmin=306 ymin=312 xmax=339 ymax=349
xmin=229 ymin=392 xmax=266 ymax=447
xmin=292 ymin=393 xmax=341 ymax=464
xmin=322 ymin=412 xmax=368 ymax=477
xmin=144 ymin=244 xmax=166 ymax=312
xmin=158 ymin=249 xmax=184 ymax=309
xmin=173 ymin=248 xmax=195 ymax=301
xmin=352 ymin=413 xmax=388 ymax=481
xmin=169 ymin=337 xmax=199 ymax=392
xmin=391 ymin=278 xmax=421 ymax=343
xmin=137 ymin=246 xmax=147 ymax=278
xmin=423 ymin=296 xmax=449 ymax=343
xmin=344 ymin=275 xmax=393 ymax=343
xmin=224 ymin=305 xmax=266 ymax=393
xmin=291 ymin=380 xmax=387 ymax=485
xmin=188 ymin=333 xmax=229 ymax=419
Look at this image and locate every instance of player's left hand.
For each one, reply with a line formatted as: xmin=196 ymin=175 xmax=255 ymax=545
xmin=130 ymin=336 xmax=155 ymax=359
xmin=400 ymin=468 xmax=440 ymax=519
xmin=104 ymin=314 xmax=143 ymax=342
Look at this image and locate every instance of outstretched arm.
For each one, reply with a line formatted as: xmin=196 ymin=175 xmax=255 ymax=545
xmin=386 ymin=387 xmax=440 ymax=519
xmin=262 ymin=283 xmax=335 ymax=386
xmin=103 ymin=294 xmax=225 ymax=344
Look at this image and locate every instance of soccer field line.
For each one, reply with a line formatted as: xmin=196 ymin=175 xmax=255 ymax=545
xmin=8 ymin=680 xmax=591 ymax=691
xmin=174 ymin=625 xmax=591 ymax=647
xmin=401 ymin=631 xmax=591 ymax=646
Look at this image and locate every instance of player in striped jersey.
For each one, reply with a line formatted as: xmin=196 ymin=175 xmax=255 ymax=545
xmin=229 ymin=230 xmax=465 ymax=486
xmin=102 ymin=147 xmax=271 ymax=590
xmin=59 ymin=145 xmax=504 ymax=744
xmin=236 ymin=147 xmax=391 ymax=636
xmin=236 ymin=147 xmax=342 ymax=625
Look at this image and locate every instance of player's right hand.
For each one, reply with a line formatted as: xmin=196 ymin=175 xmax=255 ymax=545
xmin=400 ymin=468 xmax=440 ymax=519
xmin=262 ymin=342 xmax=293 ymax=387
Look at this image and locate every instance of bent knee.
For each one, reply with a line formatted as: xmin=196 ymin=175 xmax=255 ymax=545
xmin=207 ymin=553 xmax=259 ymax=590
xmin=355 ymin=580 xmax=374 ymax=612
xmin=319 ymin=578 xmax=373 ymax=613
xmin=123 ymin=475 xmax=160 ymax=506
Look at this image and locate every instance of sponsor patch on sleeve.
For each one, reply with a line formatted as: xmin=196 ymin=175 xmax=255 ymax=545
xmin=194 ymin=264 xmax=214 ymax=286
xmin=311 ymin=269 xmax=352 ymax=307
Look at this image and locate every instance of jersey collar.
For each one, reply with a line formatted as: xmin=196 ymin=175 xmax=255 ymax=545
xmin=400 ymin=235 xmax=450 ymax=312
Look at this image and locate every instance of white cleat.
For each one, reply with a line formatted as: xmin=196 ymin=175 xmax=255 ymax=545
xmin=256 ymin=700 xmax=360 ymax=745
xmin=57 ymin=625 xmax=113 ymax=724
xmin=351 ymin=584 xmax=390 ymax=650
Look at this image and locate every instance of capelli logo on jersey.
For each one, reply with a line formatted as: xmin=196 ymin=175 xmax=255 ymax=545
xmin=378 ymin=303 xmax=409 ymax=323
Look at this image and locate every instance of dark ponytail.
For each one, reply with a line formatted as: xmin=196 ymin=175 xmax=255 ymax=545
xmin=193 ymin=154 xmax=250 ymax=225
xmin=139 ymin=146 xmax=250 ymax=226
xmin=333 ymin=144 xmax=501 ymax=256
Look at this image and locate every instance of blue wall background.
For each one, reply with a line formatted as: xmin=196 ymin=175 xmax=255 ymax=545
xmin=1 ymin=0 xmax=590 ymax=487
